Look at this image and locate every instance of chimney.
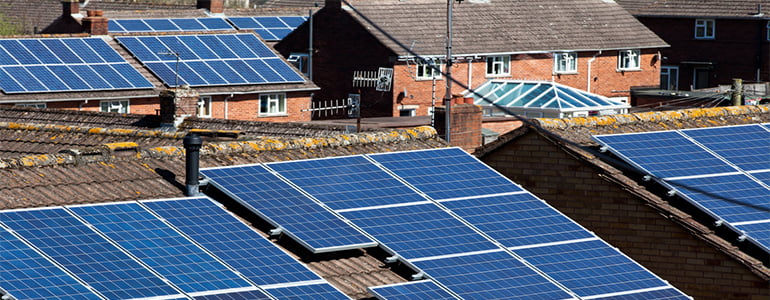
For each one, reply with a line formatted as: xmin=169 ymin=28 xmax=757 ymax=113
xmin=61 ymin=0 xmax=80 ymax=16
xmin=82 ymin=10 xmax=108 ymax=35
xmin=325 ymin=0 xmax=341 ymax=10
xmin=434 ymin=101 xmax=483 ymax=152
xmin=183 ymin=133 xmax=203 ymax=197
xmin=159 ymin=86 xmax=200 ymax=128
xmin=197 ymin=0 xmax=224 ymax=15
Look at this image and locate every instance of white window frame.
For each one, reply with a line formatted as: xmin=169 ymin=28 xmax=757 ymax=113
xmin=553 ymin=52 xmax=577 ymax=74
xmin=617 ymin=49 xmax=641 ymax=71
xmin=486 ymin=55 xmax=510 ymax=76
xmin=287 ymin=53 xmax=309 ymax=75
xmin=695 ymin=19 xmax=715 ymax=39
xmin=416 ymin=58 xmax=443 ymax=80
xmin=660 ymin=66 xmax=679 ymax=90
xmin=15 ymin=103 xmax=46 ymax=108
xmin=197 ymin=96 xmax=212 ymax=118
xmin=100 ymin=100 xmax=129 ymax=113
xmin=259 ymin=93 xmax=286 ymax=116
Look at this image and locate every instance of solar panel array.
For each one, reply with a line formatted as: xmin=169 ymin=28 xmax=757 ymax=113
xmin=228 ymin=16 xmax=307 ymax=41
xmin=593 ymin=124 xmax=770 ymax=254
xmin=117 ymin=33 xmax=304 ymax=88
xmin=202 ymin=147 xmax=691 ymax=300
xmin=0 ymin=38 xmax=154 ymax=94
xmin=0 ymin=197 xmax=349 ymax=300
xmin=109 ymin=18 xmax=235 ymax=33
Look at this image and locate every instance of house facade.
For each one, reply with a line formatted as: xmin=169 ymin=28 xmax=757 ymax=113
xmin=616 ymin=0 xmax=770 ymax=91
xmin=276 ymin=0 xmax=668 ymax=119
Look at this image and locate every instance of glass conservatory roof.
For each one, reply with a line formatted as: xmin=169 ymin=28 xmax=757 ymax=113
xmin=465 ymin=80 xmax=630 ymax=112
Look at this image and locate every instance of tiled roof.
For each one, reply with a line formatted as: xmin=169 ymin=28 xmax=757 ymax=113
xmin=615 ymin=0 xmax=770 ymax=18
xmin=342 ymin=0 xmax=668 ymax=57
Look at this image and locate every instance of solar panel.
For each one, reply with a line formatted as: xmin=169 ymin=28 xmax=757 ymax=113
xmin=512 ymin=239 xmax=669 ymax=298
xmin=339 ymin=203 xmax=498 ymax=260
xmin=140 ymin=197 xmax=325 ymax=286
xmin=110 ymin=18 xmax=235 ymax=33
xmin=681 ymin=124 xmax=770 ymax=172
xmin=594 ymin=288 xmax=693 ymax=300
xmin=263 ymin=282 xmax=351 ymax=300
xmin=265 ymin=155 xmax=426 ymax=210
xmin=734 ymin=221 xmax=770 ymax=252
xmin=666 ymin=174 xmax=770 ymax=224
xmin=0 ymin=229 xmax=102 ymax=300
xmin=228 ymin=16 xmax=308 ymax=41
xmin=752 ymin=170 xmax=770 ymax=187
xmin=192 ymin=289 xmax=272 ymax=300
xmin=67 ymin=202 xmax=253 ymax=294
xmin=440 ymin=193 xmax=595 ymax=248
xmin=0 ymin=37 xmax=153 ymax=94
xmin=411 ymin=251 xmax=574 ymax=300
xmin=117 ymin=34 xmax=304 ymax=87
xmin=200 ymin=165 xmax=377 ymax=253
xmin=368 ymin=280 xmax=459 ymax=300
xmin=368 ymin=147 xmax=524 ymax=200
xmin=593 ymin=131 xmax=736 ymax=179
xmin=0 ymin=208 xmax=183 ymax=300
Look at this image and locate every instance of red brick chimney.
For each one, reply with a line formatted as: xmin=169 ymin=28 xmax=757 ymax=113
xmin=435 ymin=98 xmax=483 ymax=152
xmin=82 ymin=10 xmax=108 ymax=35
xmin=159 ymin=87 xmax=201 ymax=128
xmin=197 ymin=0 xmax=224 ymax=15
xmin=61 ymin=0 xmax=80 ymax=16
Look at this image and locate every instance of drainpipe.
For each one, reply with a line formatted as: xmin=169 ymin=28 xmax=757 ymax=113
xmin=224 ymin=93 xmax=232 ymax=119
xmin=587 ymin=50 xmax=601 ymax=93
xmin=467 ymin=58 xmax=473 ymax=90
xmin=183 ymin=133 xmax=202 ymax=197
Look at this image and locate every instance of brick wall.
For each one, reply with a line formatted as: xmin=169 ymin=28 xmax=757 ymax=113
xmin=435 ymin=103 xmax=482 ymax=151
xmin=479 ymin=130 xmax=770 ymax=300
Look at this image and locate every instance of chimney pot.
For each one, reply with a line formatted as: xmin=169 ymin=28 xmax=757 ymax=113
xmin=62 ymin=0 xmax=80 ymax=16
xmin=183 ymin=133 xmax=203 ymax=197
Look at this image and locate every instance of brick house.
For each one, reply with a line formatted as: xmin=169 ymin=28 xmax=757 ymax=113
xmin=616 ymin=0 xmax=770 ymax=91
xmin=474 ymin=105 xmax=770 ymax=300
xmin=0 ymin=0 xmax=319 ymax=124
xmin=276 ymin=0 xmax=668 ymax=118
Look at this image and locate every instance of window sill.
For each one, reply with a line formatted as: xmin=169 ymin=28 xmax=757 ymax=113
xmin=694 ymin=37 xmax=715 ymax=40
xmin=485 ymin=74 xmax=511 ymax=78
xmin=553 ymin=71 xmax=578 ymax=75
xmin=416 ymin=77 xmax=443 ymax=81
xmin=617 ymin=68 xmax=641 ymax=72
xmin=258 ymin=113 xmax=289 ymax=118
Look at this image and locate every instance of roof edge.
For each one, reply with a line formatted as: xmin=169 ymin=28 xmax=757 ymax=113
xmin=0 ymin=121 xmax=185 ymax=139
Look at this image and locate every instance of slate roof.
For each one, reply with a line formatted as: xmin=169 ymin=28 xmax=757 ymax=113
xmin=342 ymin=0 xmax=668 ymax=57
xmin=615 ymin=0 xmax=770 ymax=18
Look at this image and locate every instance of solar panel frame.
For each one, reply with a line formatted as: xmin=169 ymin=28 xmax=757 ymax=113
xmin=734 ymin=221 xmax=770 ymax=253
xmin=263 ymin=283 xmax=351 ymax=300
xmin=664 ymin=174 xmax=770 ymax=224
xmin=198 ymin=18 xmax=234 ymax=30
xmin=41 ymin=39 xmax=83 ymax=64
xmin=0 ymin=68 xmax=25 ymax=92
xmin=368 ymin=280 xmax=460 ymax=300
xmin=192 ymin=289 xmax=273 ymax=300
xmin=229 ymin=16 xmax=308 ymax=41
xmin=19 ymin=39 xmax=62 ymax=64
xmin=680 ymin=124 xmax=770 ymax=172
xmin=594 ymin=288 xmax=693 ymax=300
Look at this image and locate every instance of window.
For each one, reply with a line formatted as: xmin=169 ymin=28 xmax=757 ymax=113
xmin=399 ymin=105 xmax=418 ymax=117
xmin=617 ymin=49 xmax=641 ymax=71
xmin=486 ymin=55 xmax=510 ymax=76
xmin=15 ymin=103 xmax=46 ymax=108
xmin=660 ymin=66 xmax=679 ymax=90
xmin=287 ymin=53 xmax=309 ymax=75
xmin=100 ymin=100 xmax=129 ymax=113
xmin=553 ymin=52 xmax=577 ymax=74
xmin=695 ymin=19 xmax=715 ymax=39
xmin=416 ymin=58 xmax=442 ymax=80
xmin=197 ymin=96 xmax=212 ymax=118
xmin=259 ymin=93 xmax=286 ymax=116
xmin=767 ymin=21 xmax=770 ymax=40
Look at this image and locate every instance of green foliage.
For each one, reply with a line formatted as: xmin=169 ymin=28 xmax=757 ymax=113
xmin=0 ymin=12 xmax=22 ymax=36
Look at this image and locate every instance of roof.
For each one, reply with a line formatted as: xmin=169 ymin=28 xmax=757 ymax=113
xmin=615 ymin=0 xmax=770 ymax=18
xmin=475 ymin=104 xmax=770 ymax=282
xmin=341 ymin=0 xmax=668 ymax=57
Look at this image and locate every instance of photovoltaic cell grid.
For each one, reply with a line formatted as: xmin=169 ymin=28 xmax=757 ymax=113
xmin=109 ymin=18 xmax=234 ymax=33
xmin=199 ymin=165 xmax=377 ymax=253
xmin=0 ymin=208 xmax=183 ymax=300
xmin=116 ymin=34 xmax=304 ymax=87
xmin=368 ymin=147 xmax=524 ymax=200
xmin=0 ymin=38 xmax=153 ymax=93
xmin=681 ymin=124 xmax=770 ymax=172
xmin=666 ymin=174 xmax=770 ymax=224
xmin=0 ymin=229 xmax=102 ymax=300
xmin=264 ymin=155 xmax=426 ymax=210
xmin=228 ymin=16 xmax=307 ymax=41
xmin=192 ymin=290 xmax=272 ymax=300
xmin=263 ymin=283 xmax=350 ymax=300
xmin=67 ymin=202 xmax=253 ymax=294
xmin=368 ymin=280 xmax=459 ymax=300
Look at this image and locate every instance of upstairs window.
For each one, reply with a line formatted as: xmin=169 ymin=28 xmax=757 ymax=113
xmin=287 ymin=53 xmax=309 ymax=75
xmin=100 ymin=100 xmax=129 ymax=113
xmin=416 ymin=58 xmax=442 ymax=80
xmin=259 ymin=93 xmax=286 ymax=116
xmin=486 ymin=55 xmax=510 ymax=76
xmin=553 ymin=52 xmax=577 ymax=74
xmin=197 ymin=96 xmax=212 ymax=118
xmin=695 ymin=19 xmax=715 ymax=39
xmin=660 ymin=66 xmax=679 ymax=90
xmin=15 ymin=103 xmax=46 ymax=108
xmin=617 ymin=49 xmax=641 ymax=71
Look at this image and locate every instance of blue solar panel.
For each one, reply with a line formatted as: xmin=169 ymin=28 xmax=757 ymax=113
xmin=229 ymin=16 xmax=307 ymax=41
xmin=68 ymin=202 xmax=253 ymax=294
xmin=681 ymin=125 xmax=770 ymax=171
xmin=594 ymin=288 xmax=693 ymax=300
xmin=199 ymin=18 xmax=234 ymax=30
xmin=369 ymin=148 xmax=524 ymax=200
xmin=141 ymin=197 xmax=324 ymax=285
xmin=440 ymin=193 xmax=595 ymax=247
xmin=368 ymin=280 xmax=459 ymax=300
xmin=667 ymin=174 xmax=770 ymax=224
xmin=264 ymin=57 xmax=305 ymax=81
xmin=734 ymin=221 xmax=770 ymax=252
xmin=171 ymin=18 xmax=205 ymax=31
xmin=48 ymin=65 xmax=90 ymax=90
xmin=411 ymin=251 xmax=573 ymax=300
xmin=110 ymin=18 xmax=235 ymax=33
xmin=193 ymin=289 xmax=272 ymax=300
xmin=264 ymin=283 xmax=350 ymax=300
xmin=266 ymin=155 xmax=426 ymax=210
xmin=200 ymin=165 xmax=377 ymax=253
xmin=593 ymin=131 xmax=736 ymax=178
xmin=61 ymin=38 xmax=104 ymax=63
xmin=0 ymin=68 xmax=24 ymax=92
xmin=0 ymin=208 xmax=182 ymax=300
xmin=0 ymin=229 xmax=102 ymax=300
xmin=19 ymin=40 xmax=61 ymax=64
xmin=752 ymin=170 xmax=770 ymax=187
xmin=340 ymin=203 xmax=498 ymax=259
xmin=248 ymin=59 xmax=285 ymax=82
xmin=513 ymin=239 xmax=669 ymax=297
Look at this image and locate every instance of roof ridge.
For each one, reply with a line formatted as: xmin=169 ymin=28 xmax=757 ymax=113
xmin=1 ymin=121 xmax=185 ymax=139
xmin=0 ymin=126 xmax=439 ymax=169
xmin=532 ymin=105 xmax=770 ymax=129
